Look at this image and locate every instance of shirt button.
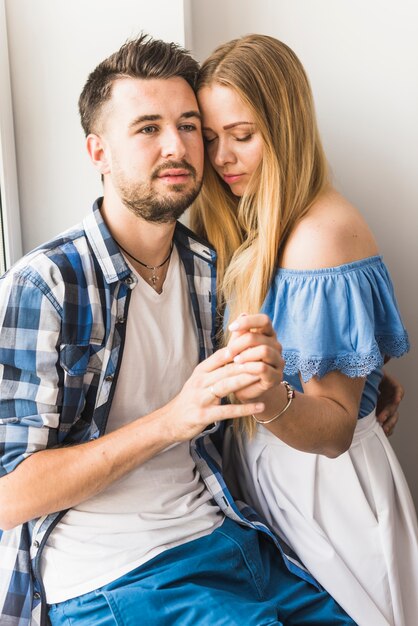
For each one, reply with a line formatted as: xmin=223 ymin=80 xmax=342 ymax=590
xmin=125 ymin=276 xmax=134 ymax=285
xmin=117 ymin=316 xmax=125 ymax=324
xmin=105 ymin=374 xmax=114 ymax=382
xmin=33 ymin=592 xmax=41 ymax=600
xmin=33 ymin=540 xmax=40 ymax=548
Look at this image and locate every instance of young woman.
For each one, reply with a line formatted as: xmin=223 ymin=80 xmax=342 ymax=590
xmin=191 ymin=34 xmax=418 ymax=626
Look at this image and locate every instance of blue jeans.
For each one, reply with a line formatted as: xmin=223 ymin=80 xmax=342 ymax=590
xmin=48 ymin=517 xmax=356 ymax=625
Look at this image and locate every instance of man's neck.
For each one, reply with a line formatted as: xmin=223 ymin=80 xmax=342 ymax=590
xmin=100 ymin=196 xmax=176 ymax=269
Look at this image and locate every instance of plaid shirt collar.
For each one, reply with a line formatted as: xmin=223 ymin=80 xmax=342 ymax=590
xmin=83 ymin=198 xmax=217 ymax=283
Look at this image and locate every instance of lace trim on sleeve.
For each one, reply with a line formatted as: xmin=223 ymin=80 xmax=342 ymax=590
xmin=376 ymin=333 xmax=410 ymax=358
xmin=284 ymin=332 xmax=409 ymax=382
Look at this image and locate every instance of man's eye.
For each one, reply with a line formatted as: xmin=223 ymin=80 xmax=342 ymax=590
xmin=140 ymin=126 xmax=158 ymax=134
xmin=179 ymin=124 xmax=197 ymax=132
xmin=203 ymin=136 xmax=217 ymax=144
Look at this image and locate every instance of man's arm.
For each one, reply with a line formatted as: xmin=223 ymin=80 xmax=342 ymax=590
xmin=0 ymin=344 xmax=265 ymax=530
xmin=0 ymin=271 xmax=269 ymax=530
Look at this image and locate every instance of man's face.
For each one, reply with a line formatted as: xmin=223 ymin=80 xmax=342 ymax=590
xmin=98 ymin=77 xmax=204 ymax=222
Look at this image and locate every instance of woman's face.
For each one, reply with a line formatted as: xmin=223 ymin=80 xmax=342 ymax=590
xmin=198 ymin=84 xmax=264 ymax=197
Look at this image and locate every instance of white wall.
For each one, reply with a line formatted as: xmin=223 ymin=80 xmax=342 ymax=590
xmin=191 ymin=0 xmax=418 ymax=511
xmin=5 ymin=0 xmax=188 ymax=252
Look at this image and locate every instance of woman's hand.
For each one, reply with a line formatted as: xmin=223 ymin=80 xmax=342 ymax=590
xmin=376 ymin=371 xmax=404 ymax=436
xmin=225 ymin=313 xmax=284 ymax=402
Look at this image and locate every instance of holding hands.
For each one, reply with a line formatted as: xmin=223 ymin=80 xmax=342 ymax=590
xmin=169 ymin=313 xmax=284 ymax=441
xmin=226 ymin=313 xmax=285 ymax=402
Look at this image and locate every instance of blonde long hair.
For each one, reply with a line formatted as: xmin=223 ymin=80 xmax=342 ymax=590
xmin=190 ymin=35 xmax=329 ymax=431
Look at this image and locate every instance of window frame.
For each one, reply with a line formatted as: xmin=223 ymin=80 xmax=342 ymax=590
xmin=0 ymin=0 xmax=22 ymax=271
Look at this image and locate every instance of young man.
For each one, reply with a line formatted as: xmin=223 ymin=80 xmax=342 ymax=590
xmin=0 ymin=35 xmax=356 ymax=625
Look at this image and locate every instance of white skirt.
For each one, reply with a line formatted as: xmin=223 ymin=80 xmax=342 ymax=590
xmin=231 ymin=411 xmax=418 ymax=626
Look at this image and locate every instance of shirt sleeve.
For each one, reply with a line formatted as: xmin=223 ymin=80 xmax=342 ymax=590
xmin=263 ymin=257 xmax=409 ymax=382
xmin=0 ymin=271 xmax=61 ymax=476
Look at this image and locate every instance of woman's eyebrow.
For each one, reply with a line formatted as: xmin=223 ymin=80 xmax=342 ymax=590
xmin=223 ymin=121 xmax=254 ymax=130
xmin=202 ymin=121 xmax=254 ymax=132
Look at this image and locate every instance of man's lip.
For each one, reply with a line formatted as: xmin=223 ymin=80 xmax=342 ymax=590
xmin=158 ymin=169 xmax=190 ymax=178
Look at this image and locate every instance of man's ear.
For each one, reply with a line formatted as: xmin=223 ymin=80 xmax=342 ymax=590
xmin=86 ymin=133 xmax=111 ymax=175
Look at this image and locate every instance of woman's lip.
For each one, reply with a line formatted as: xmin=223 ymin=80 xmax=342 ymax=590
xmin=223 ymin=173 xmax=243 ymax=183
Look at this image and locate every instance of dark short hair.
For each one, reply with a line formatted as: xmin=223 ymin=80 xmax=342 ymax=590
xmin=78 ymin=33 xmax=199 ymax=136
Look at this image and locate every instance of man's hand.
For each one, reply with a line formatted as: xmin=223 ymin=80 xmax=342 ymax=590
xmin=376 ymin=371 xmax=404 ymax=436
xmin=166 ymin=345 xmax=266 ymax=441
xmin=224 ymin=313 xmax=284 ymax=402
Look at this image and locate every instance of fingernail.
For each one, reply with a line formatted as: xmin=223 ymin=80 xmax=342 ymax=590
xmin=225 ymin=349 xmax=231 ymax=359
xmin=233 ymin=355 xmax=242 ymax=363
xmin=254 ymin=403 xmax=265 ymax=411
xmin=229 ymin=321 xmax=239 ymax=331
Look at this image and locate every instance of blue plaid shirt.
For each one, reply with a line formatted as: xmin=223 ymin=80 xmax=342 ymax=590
xmin=0 ymin=199 xmax=316 ymax=625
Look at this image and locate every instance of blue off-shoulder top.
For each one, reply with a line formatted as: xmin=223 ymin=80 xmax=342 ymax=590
xmin=261 ymin=256 xmax=409 ymax=418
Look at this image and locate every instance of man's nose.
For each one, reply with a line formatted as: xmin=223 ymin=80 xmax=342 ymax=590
xmin=160 ymin=128 xmax=187 ymax=160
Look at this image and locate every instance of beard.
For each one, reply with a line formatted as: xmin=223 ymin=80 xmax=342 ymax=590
xmin=113 ymin=160 xmax=202 ymax=223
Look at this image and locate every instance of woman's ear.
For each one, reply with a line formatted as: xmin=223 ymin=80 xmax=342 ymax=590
xmin=86 ymin=133 xmax=111 ymax=175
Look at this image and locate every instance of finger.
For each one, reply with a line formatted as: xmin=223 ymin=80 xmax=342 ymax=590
xmin=376 ymin=409 xmax=389 ymax=424
xmin=228 ymin=313 xmax=275 ymax=337
xmin=206 ymin=385 xmax=222 ymax=404
xmin=382 ymin=412 xmax=399 ymax=436
xmin=233 ymin=345 xmax=283 ymax=369
xmin=209 ymin=373 xmax=261 ymax=399
xmin=205 ymin=364 xmax=260 ymax=400
xmin=207 ymin=400 xmax=265 ymax=422
xmin=232 ymin=362 xmax=281 ymax=390
xmin=228 ymin=326 xmax=247 ymax=348
xmin=227 ymin=333 xmax=281 ymax=361
xmin=376 ymin=403 xmax=397 ymax=424
xmin=198 ymin=346 xmax=234 ymax=373
xmin=228 ymin=313 xmax=248 ymax=338
xmin=394 ymin=389 xmax=404 ymax=403
xmin=203 ymin=362 xmax=261 ymax=389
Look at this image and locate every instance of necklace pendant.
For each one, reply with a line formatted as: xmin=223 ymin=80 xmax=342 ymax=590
xmin=150 ymin=274 xmax=159 ymax=286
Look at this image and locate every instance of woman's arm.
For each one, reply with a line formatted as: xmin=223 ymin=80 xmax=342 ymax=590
xmin=227 ymin=315 xmax=361 ymax=457
xmin=227 ymin=188 xmax=382 ymax=458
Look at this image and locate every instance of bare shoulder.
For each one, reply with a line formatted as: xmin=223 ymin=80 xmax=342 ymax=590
xmin=280 ymin=188 xmax=379 ymax=270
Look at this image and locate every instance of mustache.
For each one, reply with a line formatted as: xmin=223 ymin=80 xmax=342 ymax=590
xmin=151 ymin=160 xmax=197 ymax=180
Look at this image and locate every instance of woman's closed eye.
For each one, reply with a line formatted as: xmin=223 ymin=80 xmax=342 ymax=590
xmin=203 ymin=133 xmax=253 ymax=144
xmin=235 ymin=133 xmax=253 ymax=142
xmin=203 ymin=133 xmax=217 ymax=144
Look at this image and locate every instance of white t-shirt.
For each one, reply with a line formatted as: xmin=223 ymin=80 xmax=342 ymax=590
xmin=41 ymin=246 xmax=223 ymax=603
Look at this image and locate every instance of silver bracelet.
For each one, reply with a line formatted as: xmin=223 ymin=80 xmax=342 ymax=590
xmin=252 ymin=380 xmax=295 ymax=424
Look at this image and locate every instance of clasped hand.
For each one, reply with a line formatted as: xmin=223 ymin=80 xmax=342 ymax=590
xmin=226 ymin=313 xmax=284 ymax=402
xmin=169 ymin=314 xmax=284 ymax=442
